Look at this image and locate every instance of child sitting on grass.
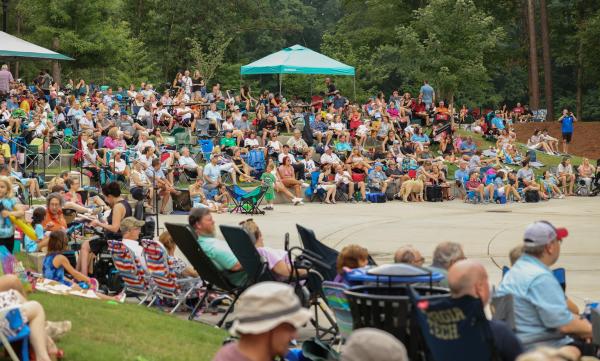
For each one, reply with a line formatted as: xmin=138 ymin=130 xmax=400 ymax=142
xmin=42 ymin=230 xmax=125 ymax=302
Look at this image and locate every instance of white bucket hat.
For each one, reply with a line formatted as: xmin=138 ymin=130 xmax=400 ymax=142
xmin=229 ymin=282 xmax=312 ymax=337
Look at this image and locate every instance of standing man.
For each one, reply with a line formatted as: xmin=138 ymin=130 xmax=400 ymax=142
xmin=419 ymin=80 xmax=435 ymax=111
xmin=0 ymin=65 xmax=14 ymax=99
xmin=558 ymin=108 xmax=577 ymax=154
xmin=324 ymin=77 xmax=337 ymax=97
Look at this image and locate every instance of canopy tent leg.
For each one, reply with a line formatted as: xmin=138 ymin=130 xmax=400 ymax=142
xmin=353 ymin=76 xmax=356 ymax=101
xmin=279 ymin=73 xmax=282 ymax=96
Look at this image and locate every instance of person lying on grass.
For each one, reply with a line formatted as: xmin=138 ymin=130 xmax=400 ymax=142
xmin=42 ymin=230 xmax=125 ymax=302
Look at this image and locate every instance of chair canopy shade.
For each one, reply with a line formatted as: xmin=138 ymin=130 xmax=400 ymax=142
xmin=241 ymin=44 xmax=354 ymax=76
xmin=0 ymin=31 xmax=74 ymax=61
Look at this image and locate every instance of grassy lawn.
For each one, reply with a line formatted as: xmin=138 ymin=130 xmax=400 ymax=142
xmin=26 ymin=292 xmax=226 ymax=361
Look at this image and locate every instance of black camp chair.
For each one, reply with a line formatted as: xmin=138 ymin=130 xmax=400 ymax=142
xmin=219 ymin=225 xmax=276 ymax=284
xmin=164 ymin=222 xmax=245 ymax=326
xmin=408 ymin=285 xmax=500 ymax=361
xmin=296 ymin=224 xmax=339 ymax=282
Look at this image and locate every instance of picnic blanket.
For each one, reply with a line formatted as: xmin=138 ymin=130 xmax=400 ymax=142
xmin=34 ymin=278 xmax=99 ymax=299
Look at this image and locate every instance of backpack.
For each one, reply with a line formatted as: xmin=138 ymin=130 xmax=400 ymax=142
xmin=525 ymin=190 xmax=540 ymax=203
xmin=426 ymin=184 xmax=443 ymax=202
xmin=302 ymin=114 xmax=314 ymax=147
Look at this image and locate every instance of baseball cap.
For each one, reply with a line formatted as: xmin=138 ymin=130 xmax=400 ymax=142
xmin=523 ymin=221 xmax=568 ymax=247
xmin=229 ymin=282 xmax=311 ymax=336
xmin=120 ymin=217 xmax=145 ymax=233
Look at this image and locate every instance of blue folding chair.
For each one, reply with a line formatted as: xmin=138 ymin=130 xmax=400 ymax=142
xmin=502 ymin=266 xmax=566 ymax=291
xmin=409 ymin=286 xmax=499 ymax=361
xmin=246 ymin=149 xmax=265 ymax=177
xmin=322 ymin=281 xmax=353 ymax=343
xmin=0 ymin=307 xmax=30 ymax=361
xmin=198 ymin=139 xmax=214 ymax=162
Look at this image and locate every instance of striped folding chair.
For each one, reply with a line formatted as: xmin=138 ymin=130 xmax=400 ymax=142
xmin=140 ymin=239 xmax=203 ymax=314
xmin=322 ymin=281 xmax=353 ymax=344
xmin=108 ymin=240 xmax=155 ymax=305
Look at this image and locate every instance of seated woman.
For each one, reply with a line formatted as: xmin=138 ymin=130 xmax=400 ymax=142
xmin=380 ymin=130 xmax=399 ymax=153
xmin=230 ymin=147 xmax=255 ymax=184
xmin=300 ymin=148 xmax=318 ymax=177
xmin=334 ymin=244 xmax=369 ymax=284
xmin=129 ymin=159 xmax=154 ymax=211
xmin=317 ymin=163 xmax=337 ymax=204
xmin=43 ymin=230 xmax=123 ymax=301
xmin=410 ymin=126 xmax=430 ymax=151
xmin=465 ymin=171 xmax=494 ymax=203
xmin=64 ymin=177 xmax=109 ymax=213
xmin=260 ymin=161 xmax=302 ymax=208
xmin=81 ymin=182 xmax=132 ymax=276
xmin=157 ymin=231 xmax=199 ymax=278
xmin=577 ymin=158 xmax=594 ymax=191
xmin=188 ymin=177 xmax=226 ymax=212
xmin=240 ymin=219 xmax=305 ymax=281
xmin=541 ymin=170 xmax=564 ymax=199
xmin=354 ymin=120 xmax=370 ymax=148
xmin=102 ymin=127 xmax=126 ymax=150
xmin=278 ymin=156 xmax=305 ymax=199
xmin=492 ymin=170 xmax=521 ymax=202
xmin=42 ymin=193 xmax=68 ymax=232
xmin=527 ymin=129 xmax=554 ymax=154
xmin=108 ymin=149 xmax=130 ymax=181
xmin=430 ymin=163 xmax=452 ymax=200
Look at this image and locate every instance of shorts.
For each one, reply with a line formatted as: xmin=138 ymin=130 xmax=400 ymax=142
xmin=562 ymin=132 xmax=572 ymax=143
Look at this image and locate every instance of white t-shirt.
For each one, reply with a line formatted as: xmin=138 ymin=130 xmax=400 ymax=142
xmin=79 ymin=117 xmax=94 ymax=130
xmin=321 ymin=152 xmax=342 ymax=165
xmin=179 ymin=155 xmax=197 ymax=168
xmin=278 ymin=152 xmax=296 ymax=164
xmin=335 ymin=171 xmax=352 ymax=185
xmin=113 ymin=158 xmax=126 ymax=173
xmin=245 ymin=138 xmax=260 ymax=148
xmin=122 ymin=239 xmax=147 ymax=271
xmin=135 ymin=139 xmax=155 ymax=152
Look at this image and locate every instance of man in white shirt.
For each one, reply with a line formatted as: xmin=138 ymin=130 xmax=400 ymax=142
xmin=178 ymin=147 xmax=201 ymax=178
xmin=206 ymin=103 xmax=223 ymax=130
xmin=181 ymin=70 xmax=193 ymax=96
xmin=136 ymin=102 xmax=154 ymax=131
xmin=120 ymin=217 xmax=147 ymax=271
xmin=320 ymin=147 xmax=342 ymax=166
xmin=79 ymin=111 xmax=95 ymax=132
xmin=286 ymin=129 xmax=309 ymax=154
xmin=334 ymin=164 xmax=364 ymax=203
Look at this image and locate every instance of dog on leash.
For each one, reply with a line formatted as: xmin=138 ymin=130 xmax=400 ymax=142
xmin=398 ymin=175 xmax=425 ymax=202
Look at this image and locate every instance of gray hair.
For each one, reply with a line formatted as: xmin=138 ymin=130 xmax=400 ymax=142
xmin=432 ymin=242 xmax=464 ymax=270
xmin=523 ymin=244 xmax=545 ymax=258
xmin=1 ymin=65 xmax=8 ymax=71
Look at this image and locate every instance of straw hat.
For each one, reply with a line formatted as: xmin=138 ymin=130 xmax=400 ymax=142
xmin=229 ymin=282 xmax=311 ymax=336
xmin=341 ymin=328 xmax=408 ymax=361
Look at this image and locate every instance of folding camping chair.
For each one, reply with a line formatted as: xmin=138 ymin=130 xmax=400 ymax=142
xmin=107 ymin=240 xmax=156 ymax=305
xmin=46 ymin=144 xmax=62 ymax=168
xmin=322 ymin=281 xmax=352 ymax=343
xmin=0 ymin=306 xmax=31 ymax=361
xmin=408 ymin=286 xmax=500 ymax=361
xmin=296 ymin=224 xmax=338 ymax=282
xmin=140 ymin=239 xmax=203 ymax=314
xmin=198 ymin=138 xmax=214 ymax=162
xmin=219 ymin=225 xmax=276 ymax=284
xmin=227 ymin=185 xmax=268 ymax=215
xmin=246 ymin=148 xmax=265 ymax=178
xmin=164 ymin=223 xmax=244 ymax=325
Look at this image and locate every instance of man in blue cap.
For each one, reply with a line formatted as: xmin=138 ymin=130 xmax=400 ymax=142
xmin=368 ymin=162 xmax=390 ymax=194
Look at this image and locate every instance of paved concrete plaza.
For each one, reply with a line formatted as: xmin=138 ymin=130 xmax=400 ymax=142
xmin=159 ymin=197 xmax=600 ymax=307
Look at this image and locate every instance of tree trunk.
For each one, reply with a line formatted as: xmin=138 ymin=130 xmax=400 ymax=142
xmin=539 ymin=0 xmax=553 ymax=121
xmin=576 ymin=40 xmax=583 ymax=120
xmin=51 ymin=37 xmax=61 ymax=86
xmin=527 ymin=0 xmax=540 ymax=109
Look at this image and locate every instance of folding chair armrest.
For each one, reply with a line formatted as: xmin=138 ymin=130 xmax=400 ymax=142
xmin=175 ymin=277 xmax=203 ymax=286
xmin=0 ymin=306 xmax=22 ymax=318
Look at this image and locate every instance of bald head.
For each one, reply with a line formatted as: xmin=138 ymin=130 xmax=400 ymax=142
xmin=447 ymin=260 xmax=490 ymax=304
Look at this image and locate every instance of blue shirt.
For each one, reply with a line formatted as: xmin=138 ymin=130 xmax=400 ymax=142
xmin=420 ymin=84 xmax=434 ymax=103
xmin=561 ymin=116 xmax=574 ymax=133
xmin=492 ymin=116 xmax=505 ymax=130
xmin=411 ymin=134 xmax=429 ymax=144
xmin=454 ymin=168 xmax=469 ymax=183
xmin=335 ymin=142 xmax=352 ymax=152
xmin=460 ymin=142 xmax=477 ymax=155
xmin=24 ymin=223 xmax=44 ymax=253
xmin=203 ymin=163 xmax=221 ymax=183
xmin=497 ymin=254 xmax=573 ymax=348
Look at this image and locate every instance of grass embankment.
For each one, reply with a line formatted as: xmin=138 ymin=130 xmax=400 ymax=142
xmin=450 ymin=129 xmax=583 ymax=179
xmin=25 ymin=292 xmax=226 ymax=361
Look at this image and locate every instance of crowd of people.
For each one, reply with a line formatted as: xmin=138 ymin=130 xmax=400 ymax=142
xmin=1 ymin=65 xmax=600 ymax=216
xmin=0 ymin=65 xmax=599 ymax=360
xmin=210 ymin=218 xmax=598 ymax=361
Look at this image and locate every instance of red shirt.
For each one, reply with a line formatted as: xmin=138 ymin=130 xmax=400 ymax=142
xmin=513 ymin=106 xmax=524 ymax=115
xmin=414 ymin=102 xmax=426 ymax=113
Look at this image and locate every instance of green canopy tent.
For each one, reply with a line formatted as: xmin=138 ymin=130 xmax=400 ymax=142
xmin=0 ymin=31 xmax=73 ymax=60
xmin=240 ymin=44 xmax=356 ymax=98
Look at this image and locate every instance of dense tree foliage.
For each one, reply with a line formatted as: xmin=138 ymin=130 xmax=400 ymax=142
xmin=3 ymin=0 xmax=600 ymax=119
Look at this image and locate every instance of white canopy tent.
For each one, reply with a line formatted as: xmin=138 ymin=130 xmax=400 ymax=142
xmin=0 ymin=31 xmax=73 ymax=60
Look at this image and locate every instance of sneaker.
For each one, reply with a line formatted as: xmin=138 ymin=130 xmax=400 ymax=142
xmin=264 ymin=205 xmax=273 ymax=210
xmin=116 ymin=292 xmax=127 ymax=303
xmin=301 ymin=183 xmax=309 ymax=188
xmin=558 ymin=194 xmax=565 ymax=199
xmin=292 ymin=198 xmax=300 ymax=205
xmin=298 ymin=200 xmax=305 ymax=205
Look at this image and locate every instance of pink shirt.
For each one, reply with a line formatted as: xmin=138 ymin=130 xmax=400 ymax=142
xmin=278 ymin=165 xmax=294 ymax=179
xmin=0 ymin=70 xmax=13 ymax=93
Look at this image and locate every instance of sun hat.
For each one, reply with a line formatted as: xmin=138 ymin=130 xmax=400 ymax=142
xmin=229 ymin=282 xmax=311 ymax=337
xmin=341 ymin=328 xmax=408 ymax=361
xmin=523 ymin=221 xmax=568 ymax=247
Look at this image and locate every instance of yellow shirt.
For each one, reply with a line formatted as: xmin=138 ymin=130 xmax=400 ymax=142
xmin=0 ymin=144 xmax=9 ymax=158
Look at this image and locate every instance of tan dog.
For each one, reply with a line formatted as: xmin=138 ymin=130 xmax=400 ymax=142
xmin=398 ymin=175 xmax=425 ymax=202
